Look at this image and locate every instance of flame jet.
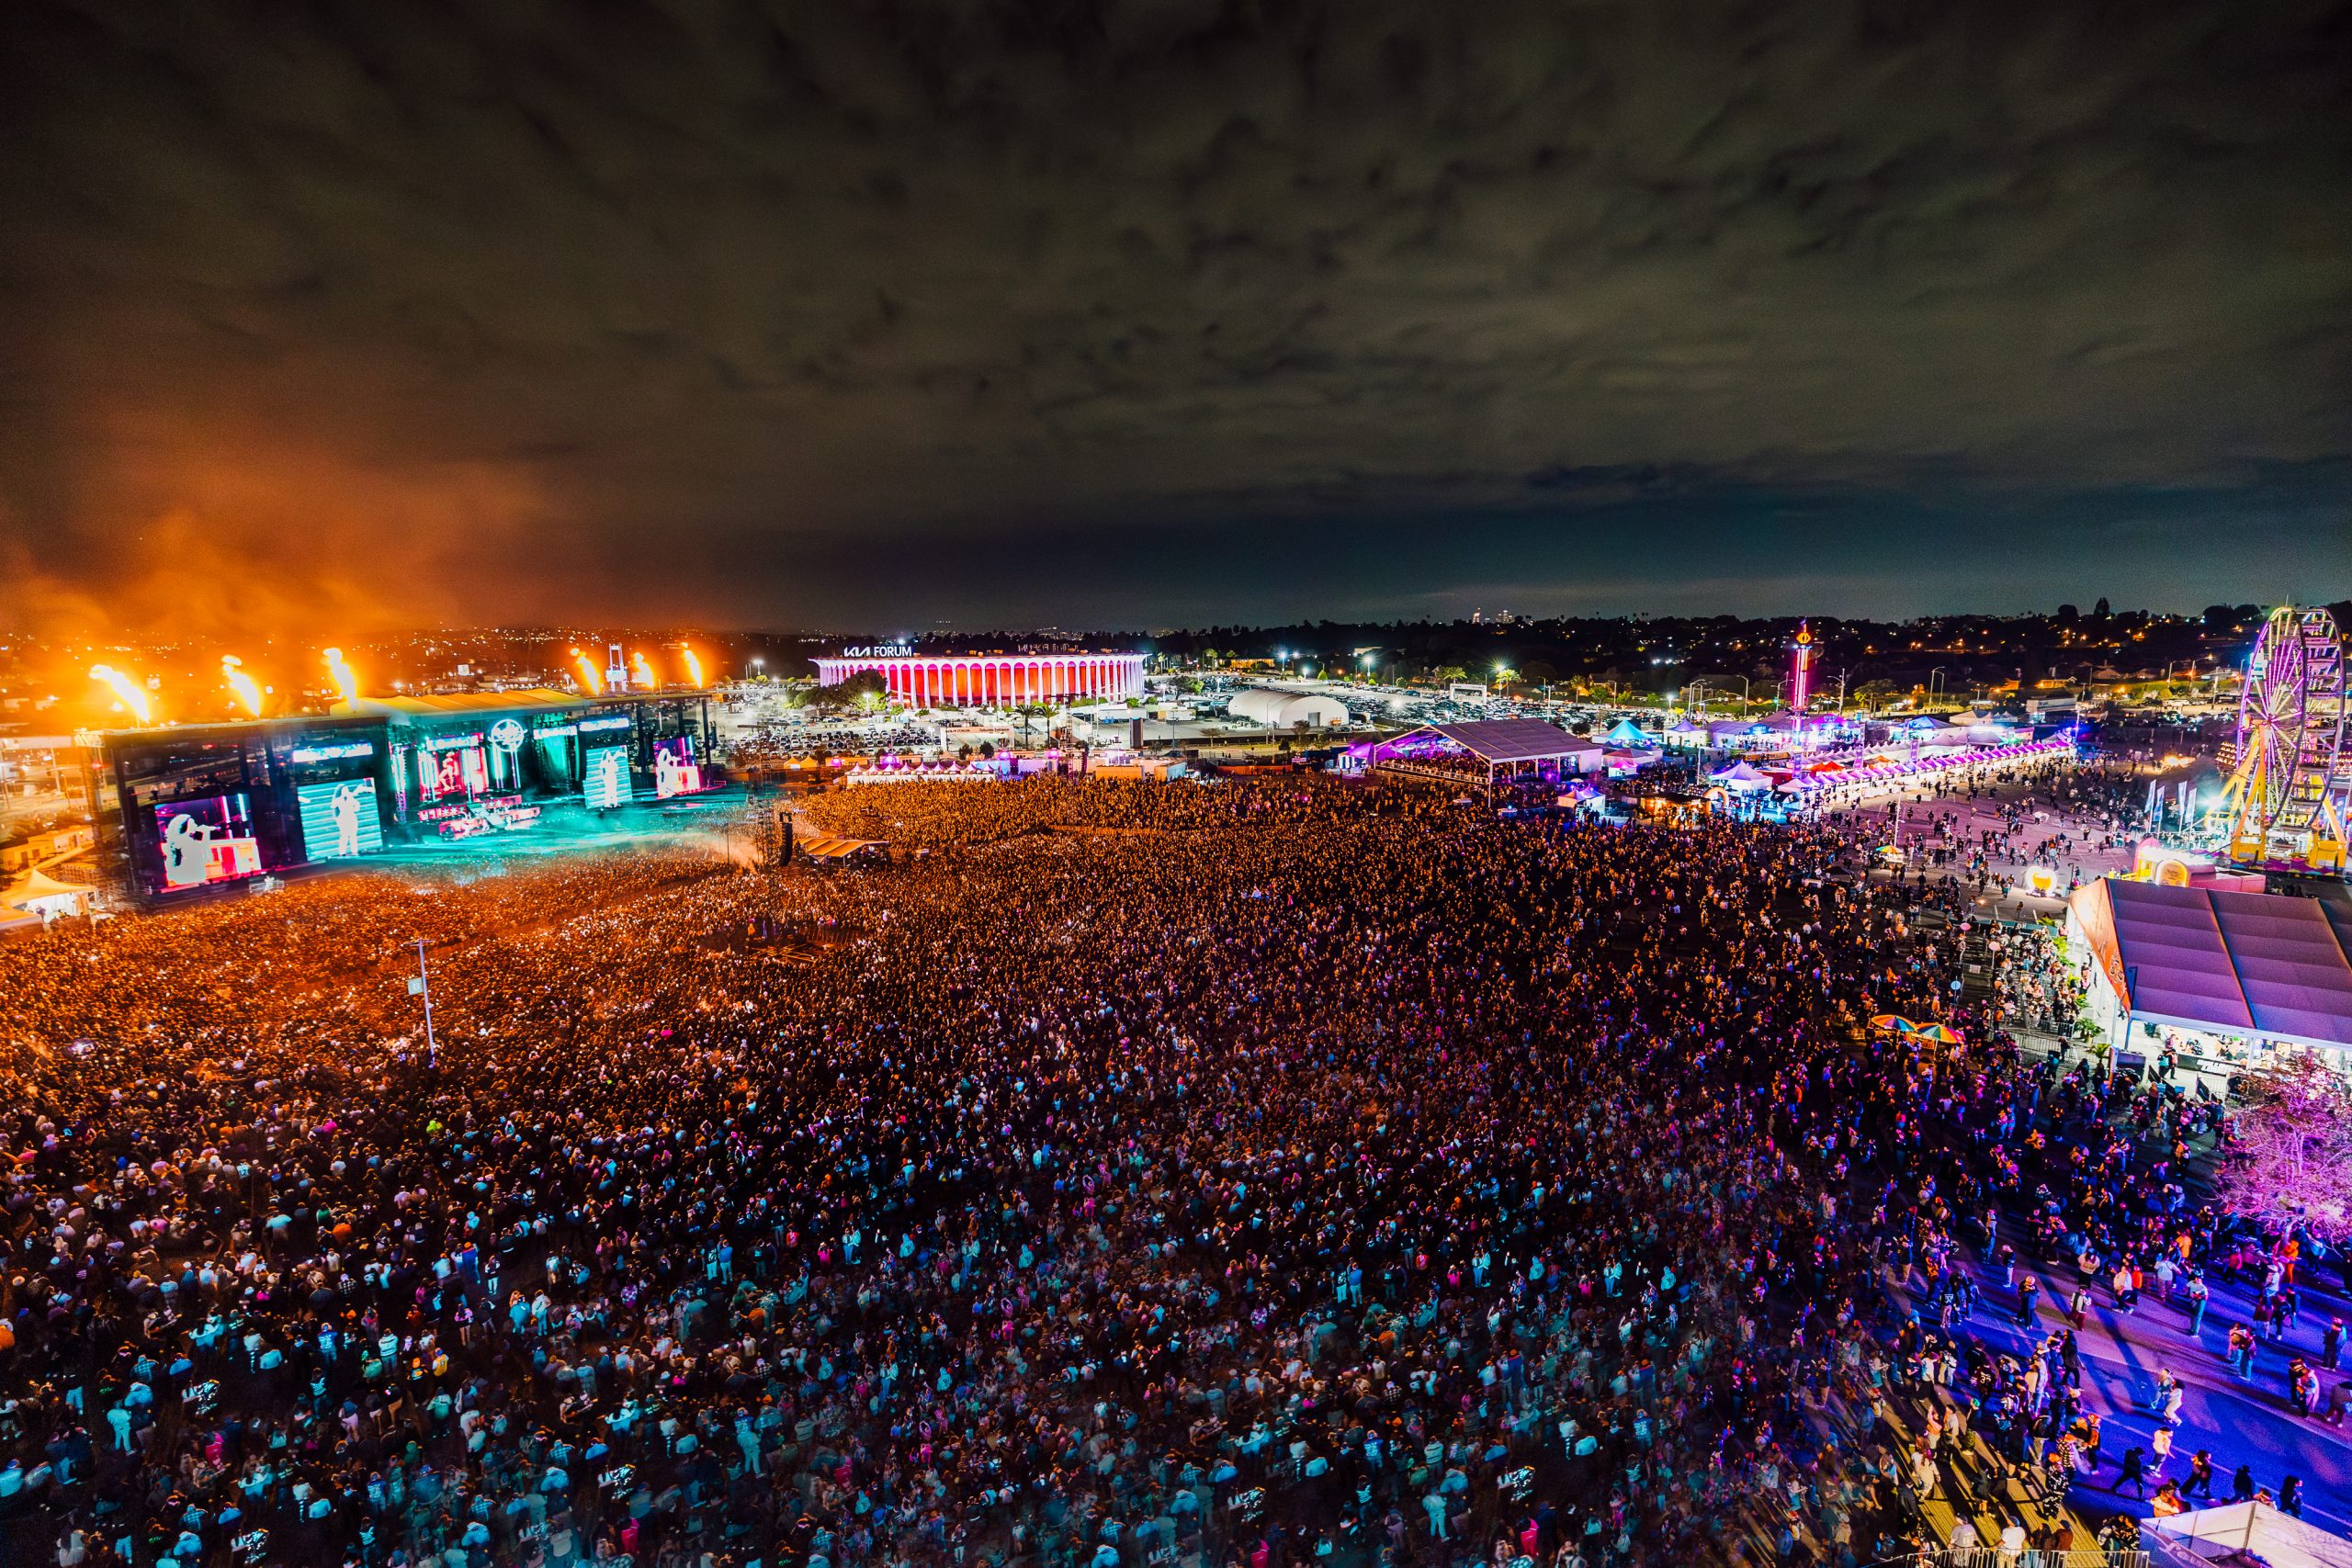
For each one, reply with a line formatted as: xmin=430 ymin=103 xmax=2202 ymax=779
xmin=91 ymin=664 xmax=154 ymax=724
xmin=222 ymin=656 xmax=263 ymax=717
xmin=322 ymin=648 xmax=359 ymax=705
xmin=571 ymin=649 xmax=604 ymax=694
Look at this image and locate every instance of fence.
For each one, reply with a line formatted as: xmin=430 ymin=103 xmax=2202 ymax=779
xmin=1908 ymin=1551 xmax=2146 ymax=1568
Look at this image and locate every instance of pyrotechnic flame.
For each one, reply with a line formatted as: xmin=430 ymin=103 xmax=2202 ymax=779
xmin=90 ymin=664 xmax=153 ymax=724
xmin=221 ymin=655 xmax=264 ymax=717
xmin=682 ymin=647 xmax=706 ymax=688
xmin=631 ymin=650 xmax=656 ymax=688
xmin=322 ymin=647 xmax=359 ymax=705
xmin=571 ymin=649 xmax=604 ymax=694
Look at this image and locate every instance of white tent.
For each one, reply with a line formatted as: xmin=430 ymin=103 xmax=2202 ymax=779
xmin=3 ymin=868 xmax=86 ymax=916
xmin=1709 ymin=761 xmax=1770 ymax=789
xmin=2155 ymin=1501 xmax=2352 ymax=1568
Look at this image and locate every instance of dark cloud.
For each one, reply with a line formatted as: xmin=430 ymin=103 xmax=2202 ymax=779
xmin=1 ymin=0 xmax=2346 ymax=631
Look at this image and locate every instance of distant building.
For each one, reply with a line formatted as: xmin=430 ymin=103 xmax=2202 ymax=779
xmin=1227 ymin=690 xmax=1350 ymax=730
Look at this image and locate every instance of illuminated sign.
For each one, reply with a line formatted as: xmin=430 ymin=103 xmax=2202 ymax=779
xmin=416 ymin=795 xmax=518 ymax=823
xmin=532 ymin=723 xmax=578 ymax=739
xmin=490 ymin=718 xmax=526 ymax=751
xmin=296 ymin=778 xmax=384 ymax=860
xmin=288 ymin=741 xmax=376 ymax=763
xmin=842 ymin=644 xmax=912 ymax=658
xmin=583 ymin=745 xmax=633 ymax=808
xmin=154 ymin=795 xmax=265 ymax=890
xmin=576 ymin=716 xmax=631 ymax=734
xmin=418 ymin=732 xmax=483 ymax=752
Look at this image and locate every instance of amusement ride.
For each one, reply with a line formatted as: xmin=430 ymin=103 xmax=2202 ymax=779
xmin=2218 ymin=605 xmax=2350 ymax=871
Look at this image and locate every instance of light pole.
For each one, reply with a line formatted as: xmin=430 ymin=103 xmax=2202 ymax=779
xmin=410 ymin=939 xmax=438 ymax=1066
xmin=1928 ymin=667 xmax=1948 ymax=706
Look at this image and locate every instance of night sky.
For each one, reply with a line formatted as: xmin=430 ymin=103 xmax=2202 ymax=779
xmin=2 ymin=0 xmax=2347 ymax=637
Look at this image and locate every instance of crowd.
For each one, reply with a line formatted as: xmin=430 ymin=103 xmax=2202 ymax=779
xmin=1822 ymin=758 xmax=2152 ymax=898
xmin=0 ymin=771 xmax=2337 ymax=1568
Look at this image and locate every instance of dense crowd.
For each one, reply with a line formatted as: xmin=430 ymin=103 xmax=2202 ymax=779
xmin=0 ymin=773 xmax=2335 ymax=1568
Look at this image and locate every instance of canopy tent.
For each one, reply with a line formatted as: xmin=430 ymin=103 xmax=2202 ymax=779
xmin=3 ymin=868 xmax=87 ymax=914
xmin=1664 ymin=712 xmax=1700 ymax=733
xmin=1603 ymin=719 xmax=1654 ymax=745
xmin=2068 ymin=877 xmax=2352 ymax=1051
xmin=1373 ymin=719 xmax=1601 ymax=790
xmin=2154 ymin=1500 xmax=2352 ymax=1568
xmin=795 ymin=832 xmax=888 ymax=862
xmin=1709 ymin=761 xmax=1771 ymax=789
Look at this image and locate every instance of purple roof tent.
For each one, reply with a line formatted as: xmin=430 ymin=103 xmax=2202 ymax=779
xmin=1372 ymin=718 xmax=1601 ymax=791
xmin=2069 ymin=878 xmax=2352 ymax=1049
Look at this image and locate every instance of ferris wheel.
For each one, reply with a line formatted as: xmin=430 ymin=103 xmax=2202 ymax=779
xmin=2219 ymin=605 xmax=2350 ymax=865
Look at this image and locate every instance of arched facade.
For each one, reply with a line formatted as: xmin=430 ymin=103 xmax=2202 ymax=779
xmin=811 ymin=653 xmax=1147 ymax=706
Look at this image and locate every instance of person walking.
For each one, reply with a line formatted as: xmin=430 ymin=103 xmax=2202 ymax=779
xmin=2186 ymin=1273 xmax=2210 ymax=1336
xmin=2112 ymin=1445 xmax=2148 ymax=1499
xmin=2018 ymin=1272 xmax=2040 ymax=1328
xmin=2150 ymin=1422 xmax=2174 ymax=1479
xmin=2185 ymin=1450 xmax=2216 ymax=1500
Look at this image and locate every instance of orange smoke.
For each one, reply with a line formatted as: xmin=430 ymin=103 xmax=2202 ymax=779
xmin=571 ymin=649 xmax=604 ymax=695
xmin=322 ymin=647 xmax=360 ymax=705
xmin=221 ymin=655 xmax=264 ymax=717
xmin=90 ymin=664 xmax=154 ymax=725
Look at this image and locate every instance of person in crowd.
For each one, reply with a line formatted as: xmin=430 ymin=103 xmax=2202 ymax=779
xmin=0 ymin=764 xmax=2324 ymax=1567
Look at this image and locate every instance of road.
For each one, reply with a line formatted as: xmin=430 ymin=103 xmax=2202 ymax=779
xmin=1891 ymin=1227 xmax=2352 ymax=1546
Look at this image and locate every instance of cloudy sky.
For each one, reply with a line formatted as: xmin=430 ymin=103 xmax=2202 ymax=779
xmin=1 ymin=0 xmax=2346 ymax=635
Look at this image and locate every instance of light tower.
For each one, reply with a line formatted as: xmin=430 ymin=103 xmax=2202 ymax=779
xmin=1790 ymin=623 xmax=1816 ymax=713
xmin=606 ymin=642 xmax=628 ymax=692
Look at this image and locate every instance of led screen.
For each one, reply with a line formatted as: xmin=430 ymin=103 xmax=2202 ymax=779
xmin=653 ymin=736 xmax=704 ymax=799
xmin=296 ymin=778 xmax=385 ymax=860
xmin=583 ymin=745 xmax=633 ymax=808
xmin=153 ymin=795 xmax=265 ymax=890
xmin=418 ymin=745 xmax=486 ymax=803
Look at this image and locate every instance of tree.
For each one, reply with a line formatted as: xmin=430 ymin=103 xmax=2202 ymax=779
xmin=2213 ymin=1055 xmax=2352 ymax=1242
xmin=809 ymin=670 xmax=887 ymax=710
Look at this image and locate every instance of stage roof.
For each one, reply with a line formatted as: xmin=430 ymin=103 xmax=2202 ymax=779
xmin=2070 ymin=878 xmax=2352 ymax=1048
xmin=1404 ymin=719 xmax=1600 ymax=764
xmin=338 ymin=688 xmax=587 ymax=717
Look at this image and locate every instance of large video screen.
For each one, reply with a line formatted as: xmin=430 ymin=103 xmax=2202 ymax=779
xmin=296 ymin=778 xmax=385 ymax=860
xmin=653 ymin=736 xmax=705 ymax=799
xmin=418 ymin=744 xmax=487 ymax=803
xmin=154 ymin=795 xmax=266 ymax=890
xmin=583 ymin=745 xmax=634 ymax=808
